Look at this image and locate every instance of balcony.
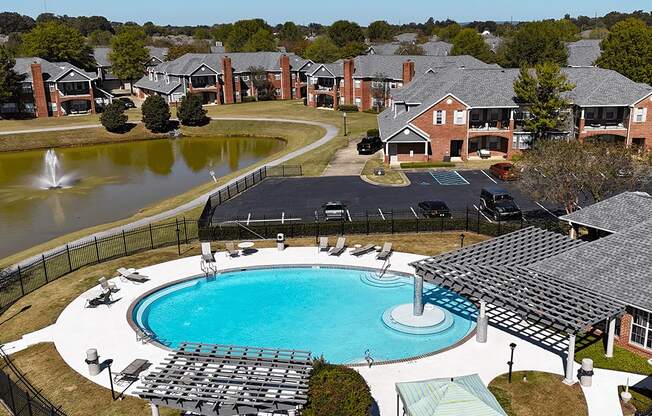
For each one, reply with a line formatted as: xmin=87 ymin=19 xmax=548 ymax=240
xmin=582 ymin=119 xmax=628 ymax=131
xmin=469 ymin=120 xmax=511 ymax=131
xmin=580 ymin=107 xmax=629 ymax=132
xmin=468 ymin=109 xmax=512 ymax=132
xmin=56 ymin=82 xmax=90 ymax=97
xmin=190 ymin=76 xmax=217 ymax=89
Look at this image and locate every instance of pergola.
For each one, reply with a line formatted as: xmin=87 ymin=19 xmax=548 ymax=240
xmin=137 ymin=343 xmax=313 ymax=416
xmin=411 ymin=227 xmax=626 ymax=384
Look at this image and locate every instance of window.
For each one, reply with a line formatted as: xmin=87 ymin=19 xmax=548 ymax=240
xmin=631 ymin=308 xmax=652 ymax=350
xmin=275 ymin=88 xmax=281 ymax=96
xmin=172 ymin=93 xmax=183 ymax=102
xmin=22 ymin=83 xmax=33 ymax=93
xmin=433 ymin=110 xmax=446 ymax=125
xmin=354 ymin=80 xmax=361 ymax=88
xmin=241 ymin=76 xmax=249 ymax=81
xmin=371 ymin=81 xmax=383 ymax=88
xmin=470 ymin=110 xmax=481 ymax=122
xmin=634 ymin=108 xmax=647 ymax=123
xmin=275 ymin=74 xmax=281 ymax=80
xmin=355 ymin=97 xmax=361 ymax=106
xmin=454 ymin=110 xmax=466 ymax=125
xmin=604 ymin=107 xmax=617 ymax=120
xmin=585 ymin=108 xmax=596 ymax=120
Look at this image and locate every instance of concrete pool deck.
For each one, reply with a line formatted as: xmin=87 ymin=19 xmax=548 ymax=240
xmin=3 ymin=247 xmax=647 ymax=416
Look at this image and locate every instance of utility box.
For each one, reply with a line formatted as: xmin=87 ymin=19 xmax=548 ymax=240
xmin=277 ymin=233 xmax=285 ymax=251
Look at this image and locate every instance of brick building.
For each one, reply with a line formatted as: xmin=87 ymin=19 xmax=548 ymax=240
xmin=134 ymin=52 xmax=313 ymax=105
xmin=379 ymin=67 xmax=652 ymax=164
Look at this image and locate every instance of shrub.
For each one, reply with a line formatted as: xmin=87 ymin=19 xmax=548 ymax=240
xmin=303 ymin=359 xmax=372 ymax=416
xmin=99 ymin=101 xmax=128 ymax=133
xmin=177 ymin=94 xmax=208 ymax=126
xmin=241 ymin=96 xmax=257 ymax=103
xmin=141 ymin=95 xmax=171 ymax=132
xmin=400 ymin=161 xmax=455 ymax=169
xmin=338 ymin=104 xmax=358 ymax=112
xmin=367 ymin=128 xmax=379 ymax=137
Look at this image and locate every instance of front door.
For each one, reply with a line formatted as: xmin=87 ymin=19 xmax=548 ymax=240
xmin=450 ymin=140 xmax=464 ymax=157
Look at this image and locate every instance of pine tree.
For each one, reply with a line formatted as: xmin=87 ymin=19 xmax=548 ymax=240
xmin=141 ymin=95 xmax=171 ymax=133
xmin=177 ymin=94 xmax=208 ymax=126
xmin=0 ymin=47 xmax=25 ymax=113
xmin=100 ymin=101 xmax=128 ymax=132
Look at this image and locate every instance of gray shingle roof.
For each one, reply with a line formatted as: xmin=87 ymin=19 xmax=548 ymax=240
xmin=134 ymin=74 xmax=182 ymax=94
xmin=561 ymin=67 xmax=652 ymax=106
xmin=483 ymin=34 xmax=503 ymax=52
xmin=152 ymin=52 xmax=308 ymax=76
xmin=368 ymin=40 xmax=452 ymax=56
xmin=566 ymin=39 xmax=602 ymax=67
xmin=94 ymin=46 xmax=169 ymax=68
xmin=560 ymin=192 xmax=652 ymax=233
xmin=13 ymin=57 xmax=96 ymax=82
xmin=394 ymin=33 xmax=418 ymax=43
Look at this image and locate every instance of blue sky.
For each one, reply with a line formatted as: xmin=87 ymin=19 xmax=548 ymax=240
xmin=2 ymin=0 xmax=650 ymax=26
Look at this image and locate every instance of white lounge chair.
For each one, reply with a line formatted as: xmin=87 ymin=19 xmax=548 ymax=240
xmin=98 ymin=277 xmax=119 ymax=293
xmin=377 ymin=242 xmax=393 ymax=260
xmin=329 ymin=237 xmax=347 ymax=256
xmin=85 ymin=290 xmax=113 ymax=308
xmin=201 ymin=242 xmax=215 ymax=263
xmin=351 ymin=244 xmax=375 ymax=256
xmin=117 ymin=267 xmax=149 ymax=283
xmin=318 ymin=237 xmax=329 ymax=252
xmin=225 ymin=242 xmax=240 ymax=257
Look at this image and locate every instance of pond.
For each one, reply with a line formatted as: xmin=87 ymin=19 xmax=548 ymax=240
xmin=0 ymin=136 xmax=285 ymax=259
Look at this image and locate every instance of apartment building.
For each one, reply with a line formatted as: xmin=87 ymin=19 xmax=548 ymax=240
xmin=93 ymin=46 xmax=168 ymax=91
xmin=378 ymin=67 xmax=652 ymax=164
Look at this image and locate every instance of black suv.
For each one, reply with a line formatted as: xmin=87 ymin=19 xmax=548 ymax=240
xmin=357 ymin=136 xmax=382 ymax=155
xmin=480 ymin=187 xmax=522 ymax=221
xmin=418 ymin=200 xmax=451 ymax=218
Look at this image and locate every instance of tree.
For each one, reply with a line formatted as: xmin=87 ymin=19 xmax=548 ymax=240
xmin=248 ymin=66 xmax=273 ymax=100
xmin=20 ymin=21 xmax=94 ymax=69
xmin=0 ymin=47 xmax=25 ymax=114
xmin=499 ymin=21 xmax=569 ymax=67
xmin=279 ymin=22 xmax=301 ymax=42
xmin=517 ymin=140 xmax=651 ymax=214
xmin=109 ymin=26 xmax=149 ymax=94
xmin=303 ymin=360 xmax=372 ymax=416
xmin=596 ymin=18 xmax=652 ymax=85
xmin=177 ymin=94 xmax=208 ymax=126
xmin=436 ymin=23 xmax=462 ymax=42
xmin=166 ymin=42 xmax=211 ymax=61
xmin=141 ymin=95 xmax=170 ymax=133
xmin=193 ymin=27 xmax=211 ymax=40
xmin=242 ymin=29 xmax=276 ymax=52
xmin=0 ymin=12 xmax=35 ymax=34
xmin=368 ymin=20 xmax=393 ymax=42
xmin=88 ymin=30 xmax=113 ymax=46
xmin=211 ymin=24 xmax=233 ymax=43
xmin=327 ymin=20 xmax=365 ymax=48
xmin=339 ymin=42 xmax=367 ymax=59
xmin=396 ymin=42 xmax=424 ymax=55
xmin=100 ymin=101 xmax=128 ymax=132
xmin=451 ymin=28 xmax=495 ymax=63
xmin=303 ymin=37 xmax=340 ymax=63
xmin=370 ymin=73 xmax=389 ymax=112
xmin=226 ymin=19 xmax=270 ymax=52
xmin=513 ymin=62 xmax=575 ymax=140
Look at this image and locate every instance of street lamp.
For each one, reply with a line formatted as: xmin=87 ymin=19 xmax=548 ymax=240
xmin=507 ymin=343 xmax=517 ymax=383
xmin=459 ymin=233 xmax=465 ymax=248
xmin=343 ymin=112 xmax=348 ymax=136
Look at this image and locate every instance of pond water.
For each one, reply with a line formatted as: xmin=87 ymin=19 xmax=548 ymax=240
xmin=0 ymin=136 xmax=284 ymax=259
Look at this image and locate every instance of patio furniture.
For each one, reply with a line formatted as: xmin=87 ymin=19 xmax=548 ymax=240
xmin=478 ymin=149 xmax=491 ymax=159
xmin=377 ymin=242 xmax=393 ymax=260
xmin=201 ymin=242 xmax=215 ymax=263
xmin=117 ymin=267 xmax=149 ymax=283
xmin=85 ymin=290 xmax=113 ymax=308
xmin=237 ymin=241 xmax=255 ymax=255
xmin=114 ymin=359 xmax=150 ymax=384
xmin=328 ymin=237 xmax=347 ymax=256
xmin=351 ymin=244 xmax=375 ymax=256
xmin=225 ymin=242 xmax=240 ymax=257
xmin=318 ymin=237 xmax=329 ymax=252
xmin=98 ymin=277 xmax=119 ymax=293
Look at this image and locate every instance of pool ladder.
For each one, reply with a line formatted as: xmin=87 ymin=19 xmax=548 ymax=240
xmin=364 ymin=349 xmax=374 ymax=368
xmin=200 ymin=259 xmax=218 ymax=276
xmin=376 ymin=258 xmax=391 ymax=278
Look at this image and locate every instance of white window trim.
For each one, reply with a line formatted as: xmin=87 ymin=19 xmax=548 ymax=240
xmin=630 ymin=308 xmax=652 ymax=351
xmin=354 ymin=80 xmax=362 ymax=88
xmin=634 ymin=107 xmax=647 ymax=123
xmin=454 ymin=110 xmax=466 ymax=125
xmin=433 ymin=110 xmax=446 ymax=125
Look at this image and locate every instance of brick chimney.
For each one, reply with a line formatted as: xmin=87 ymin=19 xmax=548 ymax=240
xmin=221 ymin=56 xmax=234 ymax=104
xmin=279 ymin=54 xmax=291 ymax=100
xmin=343 ymin=59 xmax=355 ymax=105
xmin=402 ymin=60 xmax=415 ymax=85
xmin=30 ymin=63 xmax=49 ymax=118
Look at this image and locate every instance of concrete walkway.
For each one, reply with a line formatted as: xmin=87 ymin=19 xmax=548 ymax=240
xmin=321 ymin=136 xmax=373 ymax=176
xmin=8 ymin=117 xmax=338 ymax=269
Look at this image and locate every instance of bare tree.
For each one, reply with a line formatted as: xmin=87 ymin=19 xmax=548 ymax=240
xmin=247 ymin=66 xmax=273 ymax=101
xmin=370 ymin=72 xmax=389 ymax=112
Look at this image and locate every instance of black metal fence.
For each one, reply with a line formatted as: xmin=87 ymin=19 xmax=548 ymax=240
xmin=0 ymin=347 xmax=67 ymax=416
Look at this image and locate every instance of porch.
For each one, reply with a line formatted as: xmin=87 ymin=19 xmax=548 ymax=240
xmin=468 ymin=135 xmax=509 ymax=160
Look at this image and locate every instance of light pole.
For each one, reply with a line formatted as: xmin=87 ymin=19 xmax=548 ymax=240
xmin=459 ymin=233 xmax=465 ymax=248
xmin=507 ymin=343 xmax=517 ymax=383
xmin=343 ymin=112 xmax=348 ymax=136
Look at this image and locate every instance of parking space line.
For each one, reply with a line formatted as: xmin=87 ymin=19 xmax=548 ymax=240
xmin=452 ymin=171 xmax=470 ymax=185
xmin=481 ymin=170 xmax=498 ymax=184
xmin=281 ymin=212 xmax=285 ymax=224
xmin=410 ymin=206 xmax=418 ymax=218
xmin=246 ymin=213 xmax=251 ymax=226
xmin=378 ymin=208 xmax=386 ymax=221
xmin=473 ymin=204 xmax=494 ymax=223
xmin=535 ymin=202 xmax=558 ymax=219
xmin=346 ymin=209 xmax=352 ymax=222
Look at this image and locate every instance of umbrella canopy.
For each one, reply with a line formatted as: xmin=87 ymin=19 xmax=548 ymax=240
xmin=396 ymin=374 xmax=507 ymax=416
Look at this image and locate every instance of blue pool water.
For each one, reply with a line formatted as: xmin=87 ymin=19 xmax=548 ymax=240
xmin=133 ymin=267 xmax=477 ymax=363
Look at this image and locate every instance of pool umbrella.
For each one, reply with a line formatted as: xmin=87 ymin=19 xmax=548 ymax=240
xmin=395 ymin=373 xmax=507 ymax=416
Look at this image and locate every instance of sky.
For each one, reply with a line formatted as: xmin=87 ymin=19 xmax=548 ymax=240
xmin=1 ymin=0 xmax=650 ymax=26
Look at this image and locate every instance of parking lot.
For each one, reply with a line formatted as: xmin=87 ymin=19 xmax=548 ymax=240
xmin=209 ymin=169 xmax=564 ymax=225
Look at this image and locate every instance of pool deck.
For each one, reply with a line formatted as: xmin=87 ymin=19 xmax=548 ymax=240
xmin=3 ymin=247 xmax=647 ymax=416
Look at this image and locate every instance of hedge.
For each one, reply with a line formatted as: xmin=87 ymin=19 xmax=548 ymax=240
xmin=400 ymin=161 xmax=456 ymax=168
xmin=367 ymin=128 xmax=379 ymax=137
xmin=338 ymin=104 xmax=359 ymax=112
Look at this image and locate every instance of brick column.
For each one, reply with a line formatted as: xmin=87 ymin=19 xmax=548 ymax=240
xmin=280 ymin=55 xmax=291 ymax=100
xmin=402 ymin=60 xmax=415 ymax=85
xmin=215 ymin=82 xmax=222 ymax=105
xmin=343 ymin=59 xmax=354 ymax=105
xmin=30 ymin=63 xmax=49 ymax=118
xmin=221 ymin=57 xmax=234 ymax=104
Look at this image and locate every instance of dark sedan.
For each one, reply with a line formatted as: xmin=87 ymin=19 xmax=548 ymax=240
xmin=418 ymin=200 xmax=452 ymax=218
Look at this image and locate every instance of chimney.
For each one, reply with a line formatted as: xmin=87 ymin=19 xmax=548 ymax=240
xmin=402 ymin=60 xmax=415 ymax=85
xmin=30 ymin=63 xmax=49 ymax=118
xmin=279 ymin=54 xmax=291 ymax=100
xmin=343 ymin=59 xmax=355 ymax=105
xmin=222 ymin=56 xmax=234 ymax=104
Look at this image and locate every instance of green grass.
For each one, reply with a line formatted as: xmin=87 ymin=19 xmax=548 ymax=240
xmin=361 ymin=157 xmax=409 ymax=186
xmin=0 ymin=108 xmax=142 ymax=131
xmin=575 ymin=335 xmax=652 ymax=375
xmin=400 ymin=161 xmax=456 ymax=168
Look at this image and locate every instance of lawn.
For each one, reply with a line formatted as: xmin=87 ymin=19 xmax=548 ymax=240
xmin=619 ymin=385 xmax=652 ymax=415
xmin=0 ymin=231 xmax=486 ymax=416
xmin=361 ymin=157 xmax=409 ymax=186
xmin=0 ymin=108 xmax=141 ymax=132
xmin=575 ymin=334 xmax=652 ymax=375
xmin=488 ymin=371 xmax=588 ymax=416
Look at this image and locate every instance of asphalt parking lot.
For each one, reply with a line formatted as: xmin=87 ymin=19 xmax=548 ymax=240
xmin=209 ymin=169 xmax=563 ymax=224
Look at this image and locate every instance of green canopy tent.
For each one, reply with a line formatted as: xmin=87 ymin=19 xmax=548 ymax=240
xmin=395 ymin=374 xmax=507 ymax=416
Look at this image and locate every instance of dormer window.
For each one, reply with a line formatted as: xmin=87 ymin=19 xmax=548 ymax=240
xmin=148 ymin=71 xmax=153 ymax=81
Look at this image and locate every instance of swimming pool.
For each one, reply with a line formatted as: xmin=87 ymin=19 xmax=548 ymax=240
xmin=132 ymin=266 xmax=477 ymax=364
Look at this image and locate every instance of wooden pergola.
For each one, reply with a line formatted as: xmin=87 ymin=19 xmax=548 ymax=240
xmin=137 ymin=343 xmax=313 ymax=416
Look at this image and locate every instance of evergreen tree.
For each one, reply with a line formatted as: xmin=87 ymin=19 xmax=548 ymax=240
xmin=177 ymin=94 xmax=208 ymax=126
xmin=596 ymin=18 xmax=652 ymax=85
xmin=109 ymin=26 xmax=149 ymax=94
xmin=450 ymin=28 xmax=495 ymax=63
xmin=100 ymin=101 xmax=128 ymax=132
xmin=141 ymin=95 xmax=171 ymax=133
xmin=0 ymin=47 xmax=25 ymax=114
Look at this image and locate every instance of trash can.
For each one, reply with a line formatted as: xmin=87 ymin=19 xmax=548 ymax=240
xmin=86 ymin=348 xmax=100 ymax=376
xmin=579 ymin=358 xmax=594 ymax=387
xmin=277 ymin=233 xmax=285 ymax=251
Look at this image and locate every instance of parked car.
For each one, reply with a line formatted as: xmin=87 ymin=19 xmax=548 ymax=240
xmin=357 ymin=136 xmax=382 ymax=155
xmin=418 ymin=200 xmax=451 ymax=218
xmin=489 ymin=162 xmax=517 ymax=181
xmin=322 ymin=201 xmax=347 ymax=221
xmin=117 ymin=97 xmax=136 ymax=109
xmin=480 ymin=187 xmax=522 ymax=221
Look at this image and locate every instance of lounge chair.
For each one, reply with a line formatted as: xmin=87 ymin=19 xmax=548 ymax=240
xmin=114 ymin=359 xmax=150 ymax=384
xmin=98 ymin=277 xmax=119 ymax=293
xmin=225 ymin=242 xmax=239 ymax=257
xmin=350 ymin=244 xmax=375 ymax=256
xmin=201 ymin=242 xmax=215 ymax=263
xmin=117 ymin=267 xmax=149 ymax=283
xmin=328 ymin=237 xmax=347 ymax=256
xmin=318 ymin=237 xmax=329 ymax=252
xmin=377 ymin=242 xmax=393 ymax=260
xmin=85 ymin=290 xmax=113 ymax=308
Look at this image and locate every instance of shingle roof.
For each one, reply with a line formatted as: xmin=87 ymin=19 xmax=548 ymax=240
xmin=134 ymin=74 xmax=182 ymax=94
xmin=559 ymin=192 xmax=652 ymax=233
xmin=482 ymin=34 xmax=503 ymax=52
xmin=566 ymin=39 xmax=602 ymax=67
xmin=152 ymin=52 xmax=308 ymax=75
xmin=368 ymin=40 xmax=452 ymax=56
xmin=394 ymin=33 xmax=419 ymax=43
xmin=93 ymin=46 xmax=169 ymax=68
xmin=13 ymin=57 xmax=96 ymax=82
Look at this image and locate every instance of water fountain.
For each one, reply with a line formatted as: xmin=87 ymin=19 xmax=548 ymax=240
xmin=37 ymin=149 xmax=72 ymax=189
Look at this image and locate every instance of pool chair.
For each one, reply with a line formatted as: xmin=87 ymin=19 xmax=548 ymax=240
xmin=117 ymin=267 xmax=149 ymax=283
xmin=114 ymin=358 xmax=150 ymax=385
xmin=98 ymin=277 xmax=119 ymax=293
xmin=350 ymin=244 xmax=375 ymax=256
xmin=85 ymin=290 xmax=113 ymax=308
xmin=377 ymin=242 xmax=393 ymax=260
xmin=318 ymin=237 xmax=329 ymax=252
xmin=329 ymin=237 xmax=347 ymax=256
xmin=225 ymin=242 xmax=240 ymax=257
xmin=201 ymin=242 xmax=215 ymax=263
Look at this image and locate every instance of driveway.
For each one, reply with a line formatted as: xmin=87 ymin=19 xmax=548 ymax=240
xmin=321 ymin=136 xmax=373 ymax=176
